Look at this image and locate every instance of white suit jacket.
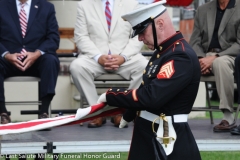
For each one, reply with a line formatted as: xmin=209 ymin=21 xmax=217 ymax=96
xmin=74 ymin=0 xmax=143 ymax=60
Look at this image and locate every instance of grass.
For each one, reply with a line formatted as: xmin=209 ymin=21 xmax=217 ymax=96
xmin=200 ymin=151 xmax=240 ymax=160
xmin=3 ymin=152 xmax=240 ymax=160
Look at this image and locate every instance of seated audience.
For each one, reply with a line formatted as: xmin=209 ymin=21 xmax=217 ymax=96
xmin=190 ymin=0 xmax=240 ymax=132
xmin=0 ymin=0 xmax=60 ymax=124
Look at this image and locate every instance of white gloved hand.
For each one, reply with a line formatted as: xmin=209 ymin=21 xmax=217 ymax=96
xmin=97 ymin=93 xmax=107 ymax=103
xmin=119 ymin=116 xmax=128 ymax=128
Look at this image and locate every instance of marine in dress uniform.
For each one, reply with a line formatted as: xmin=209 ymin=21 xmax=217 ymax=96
xmin=97 ymin=1 xmax=202 ymax=160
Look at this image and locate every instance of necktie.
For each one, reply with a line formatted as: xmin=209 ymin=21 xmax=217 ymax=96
xmin=19 ymin=3 xmax=27 ymax=60
xmin=19 ymin=3 xmax=27 ymax=38
xmin=105 ymin=1 xmax=111 ymax=55
xmin=105 ymin=1 xmax=111 ymax=32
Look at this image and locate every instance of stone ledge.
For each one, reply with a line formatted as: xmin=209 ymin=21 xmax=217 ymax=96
xmin=0 ymin=132 xmax=32 ymax=141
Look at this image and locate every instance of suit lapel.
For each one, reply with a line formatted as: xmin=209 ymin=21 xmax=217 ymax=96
xmin=93 ymin=0 xmax=108 ymax=34
xmin=26 ymin=0 xmax=39 ymax=36
xmin=109 ymin=0 xmax=122 ymax=36
xmin=207 ymin=1 xmax=216 ymax=46
xmin=218 ymin=7 xmax=235 ymax=36
xmin=7 ymin=0 xmax=22 ymax=37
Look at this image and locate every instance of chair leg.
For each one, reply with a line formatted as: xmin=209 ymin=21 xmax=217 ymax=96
xmin=205 ymin=82 xmax=214 ymax=124
xmin=48 ymin=103 xmax=52 ymax=118
xmin=80 ymin=94 xmax=84 ymax=108
xmin=234 ymin=104 xmax=240 ymax=123
xmin=38 ymin=81 xmax=41 ymax=115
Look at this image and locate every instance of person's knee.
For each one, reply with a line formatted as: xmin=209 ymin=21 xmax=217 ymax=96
xmin=69 ymin=59 xmax=86 ymax=75
xmin=38 ymin=55 xmax=60 ymax=75
xmin=42 ymin=54 xmax=59 ymax=66
xmin=136 ymin=58 xmax=148 ymax=71
xmin=212 ymin=57 xmax=229 ymax=70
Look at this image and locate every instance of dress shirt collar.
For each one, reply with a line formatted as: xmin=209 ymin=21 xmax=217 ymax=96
xmin=16 ymin=0 xmax=32 ymax=20
xmin=102 ymin=0 xmax=114 ymax=12
xmin=217 ymin=0 xmax=235 ymax=10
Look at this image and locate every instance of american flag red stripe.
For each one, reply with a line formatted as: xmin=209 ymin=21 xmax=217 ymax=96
xmin=0 ymin=103 xmax=125 ymax=135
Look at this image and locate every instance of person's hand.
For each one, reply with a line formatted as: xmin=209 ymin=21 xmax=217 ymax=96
xmin=104 ymin=55 xmax=124 ymax=71
xmin=4 ymin=53 xmax=25 ymax=71
xmin=108 ymin=54 xmax=125 ymax=66
xmin=98 ymin=54 xmax=125 ymax=71
xmin=119 ymin=116 xmax=128 ymax=128
xmin=98 ymin=55 xmax=110 ymax=66
xmin=97 ymin=93 xmax=107 ymax=103
xmin=21 ymin=50 xmax=41 ymax=71
xmin=201 ymin=68 xmax=212 ymax=75
xmin=199 ymin=56 xmax=217 ymax=73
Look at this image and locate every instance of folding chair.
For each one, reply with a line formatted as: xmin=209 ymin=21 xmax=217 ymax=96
xmin=192 ymin=75 xmax=240 ymax=124
xmin=4 ymin=76 xmax=51 ymax=118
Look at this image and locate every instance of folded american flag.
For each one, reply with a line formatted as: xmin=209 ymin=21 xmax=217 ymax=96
xmin=0 ymin=103 xmax=125 ymax=135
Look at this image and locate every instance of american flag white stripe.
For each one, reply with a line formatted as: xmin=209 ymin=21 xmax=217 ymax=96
xmin=0 ymin=103 xmax=125 ymax=135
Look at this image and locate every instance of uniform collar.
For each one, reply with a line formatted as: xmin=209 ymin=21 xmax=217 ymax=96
xmin=157 ymin=32 xmax=184 ymax=54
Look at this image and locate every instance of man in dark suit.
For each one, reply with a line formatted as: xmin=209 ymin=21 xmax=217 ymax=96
xmin=190 ymin=0 xmax=240 ymax=132
xmin=0 ymin=0 xmax=60 ymax=124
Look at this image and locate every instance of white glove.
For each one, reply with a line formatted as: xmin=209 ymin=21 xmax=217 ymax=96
xmin=97 ymin=93 xmax=107 ymax=103
xmin=119 ymin=116 xmax=128 ymax=128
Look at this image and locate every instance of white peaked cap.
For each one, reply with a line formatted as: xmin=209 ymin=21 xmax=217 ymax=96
xmin=122 ymin=0 xmax=167 ymax=37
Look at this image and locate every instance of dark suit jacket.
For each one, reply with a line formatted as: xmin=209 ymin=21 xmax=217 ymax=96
xmin=0 ymin=0 xmax=59 ymax=56
xmin=189 ymin=0 xmax=240 ymax=57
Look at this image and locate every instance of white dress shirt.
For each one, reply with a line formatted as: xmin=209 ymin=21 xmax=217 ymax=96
xmin=16 ymin=0 xmax=32 ymax=21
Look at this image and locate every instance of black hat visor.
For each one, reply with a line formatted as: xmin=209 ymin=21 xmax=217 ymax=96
xmin=131 ymin=21 xmax=151 ymax=38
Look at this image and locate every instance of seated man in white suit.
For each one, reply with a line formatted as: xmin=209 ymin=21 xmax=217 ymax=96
xmin=70 ymin=0 xmax=148 ymax=128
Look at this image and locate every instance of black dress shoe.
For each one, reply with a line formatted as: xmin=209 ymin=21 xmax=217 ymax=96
xmin=230 ymin=125 xmax=240 ymax=135
xmin=38 ymin=113 xmax=49 ymax=119
xmin=38 ymin=113 xmax=51 ymax=131
xmin=0 ymin=113 xmax=11 ymax=124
